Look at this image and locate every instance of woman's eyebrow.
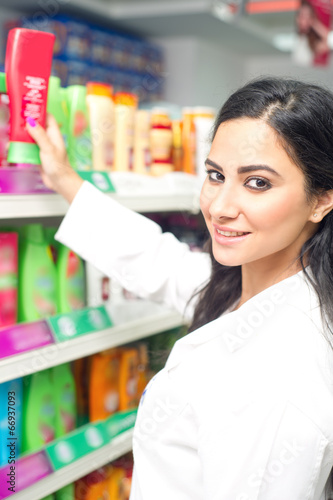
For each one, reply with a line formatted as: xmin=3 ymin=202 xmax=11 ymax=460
xmin=205 ymin=158 xmax=282 ymax=177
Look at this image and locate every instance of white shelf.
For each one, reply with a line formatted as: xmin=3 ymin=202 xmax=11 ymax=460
xmin=0 ymin=191 xmax=200 ymax=219
xmin=10 ymin=428 xmax=134 ymax=500
xmin=0 ymin=305 xmax=185 ymax=383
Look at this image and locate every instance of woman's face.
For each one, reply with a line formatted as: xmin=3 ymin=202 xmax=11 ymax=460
xmin=200 ymin=118 xmax=317 ymax=271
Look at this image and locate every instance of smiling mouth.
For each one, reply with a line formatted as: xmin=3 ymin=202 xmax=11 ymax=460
xmin=216 ymin=229 xmax=250 ymax=237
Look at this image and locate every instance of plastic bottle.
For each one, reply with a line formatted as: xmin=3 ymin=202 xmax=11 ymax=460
xmin=193 ymin=108 xmax=216 ymax=184
xmin=181 ymin=107 xmax=196 ymax=175
xmin=47 ymin=76 xmax=69 ymax=149
xmin=22 ymin=369 xmax=56 ymax=453
xmin=171 ymin=120 xmax=183 ymax=172
xmin=52 ymin=363 xmax=76 ymax=438
xmin=5 ymin=28 xmax=55 ymax=164
xmin=0 ymin=378 xmax=22 ymax=467
xmin=133 ymin=109 xmax=151 ymax=174
xmin=18 ymin=224 xmax=58 ymax=322
xmin=149 ymin=108 xmax=173 ymax=176
xmin=0 ymin=232 xmax=18 ymax=328
xmin=73 ymin=357 xmax=90 ymax=427
xmin=113 ymin=92 xmax=138 ymax=171
xmin=66 ymin=85 xmax=92 ymax=171
xmin=89 ymin=350 xmax=120 ymax=422
xmin=86 ymin=81 xmax=114 ymax=171
xmin=55 ymin=484 xmax=74 ymax=500
xmin=56 ymin=243 xmax=85 ymax=314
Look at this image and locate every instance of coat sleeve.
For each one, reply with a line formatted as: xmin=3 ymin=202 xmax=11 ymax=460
xmin=55 ymin=181 xmax=212 ymax=319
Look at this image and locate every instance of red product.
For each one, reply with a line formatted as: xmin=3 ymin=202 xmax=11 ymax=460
xmin=5 ymin=28 xmax=55 ymax=164
xmin=0 ymin=233 xmax=18 ymax=328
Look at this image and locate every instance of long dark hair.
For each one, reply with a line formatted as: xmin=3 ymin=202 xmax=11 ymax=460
xmin=188 ymin=77 xmax=333 ymax=336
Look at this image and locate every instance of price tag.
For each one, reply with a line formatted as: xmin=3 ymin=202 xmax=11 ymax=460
xmin=47 ymin=306 xmax=113 ymax=342
xmin=78 ymin=171 xmax=115 ymax=193
xmin=45 ymin=422 xmax=108 ymax=471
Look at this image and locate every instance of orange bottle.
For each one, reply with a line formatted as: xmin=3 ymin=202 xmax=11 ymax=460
xmin=107 ymin=467 xmax=126 ymax=500
xmin=119 ymin=348 xmax=139 ymax=411
xmin=181 ymin=107 xmax=196 ymax=175
xmin=89 ymin=350 xmax=120 ymax=422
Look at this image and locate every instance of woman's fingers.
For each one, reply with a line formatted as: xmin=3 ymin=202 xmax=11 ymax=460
xmin=45 ymin=113 xmax=66 ymax=151
xmin=25 ymin=118 xmax=55 ymax=154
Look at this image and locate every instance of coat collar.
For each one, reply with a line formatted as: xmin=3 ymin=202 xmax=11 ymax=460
xmin=165 ymin=268 xmax=319 ymax=371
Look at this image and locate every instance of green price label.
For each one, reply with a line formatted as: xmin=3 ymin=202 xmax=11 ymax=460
xmin=78 ymin=171 xmax=115 ymax=193
xmin=47 ymin=306 xmax=113 ymax=342
xmin=45 ymin=410 xmax=137 ymax=471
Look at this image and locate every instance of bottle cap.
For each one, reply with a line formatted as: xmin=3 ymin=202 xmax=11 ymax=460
xmin=22 ymin=223 xmax=44 ymax=244
xmin=86 ymin=82 xmax=113 ymax=98
xmin=7 ymin=141 xmax=41 ymax=165
xmin=114 ymin=92 xmax=138 ymax=107
xmin=0 ymin=72 xmax=7 ymax=94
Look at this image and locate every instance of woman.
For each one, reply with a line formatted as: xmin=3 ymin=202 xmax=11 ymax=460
xmin=27 ymin=77 xmax=333 ymax=499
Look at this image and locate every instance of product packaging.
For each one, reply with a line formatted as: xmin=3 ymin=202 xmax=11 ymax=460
xmin=133 ymin=109 xmax=151 ymax=174
xmin=150 ymin=108 xmax=173 ymax=176
xmin=114 ymin=92 xmax=138 ymax=171
xmin=47 ymin=76 xmax=69 ymax=149
xmin=181 ymin=107 xmax=196 ymax=175
xmin=0 ymin=232 xmax=18 ymax=328
xmin=56 ymin=243 xmax=85 ymax=314
xmin=52 ymin=363 xmax=76 ymax=438
xmin=18 ymin=224 xmax=58 ymax=321
xmin=66 ymin=84 xmax=92 ymax=170
xmin=86 ymin=81 xmax=114 ymax=171
xmin=5 ymin=28 xmax=55 ymax=164
xmin=22 ymin=369 xmax=56 ymax=453
xmin=89 ymin=350 xmax=120 ymax=422
xmin=119 ymin=348 xmax=139 ymax=411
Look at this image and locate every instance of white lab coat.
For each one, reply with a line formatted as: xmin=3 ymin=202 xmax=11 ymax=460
xmin=56 ymin=181 xmax=333 ymax=500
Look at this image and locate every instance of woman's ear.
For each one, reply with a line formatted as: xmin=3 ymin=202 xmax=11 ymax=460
xmin=310 ymin=189 xmax=333 ymax=222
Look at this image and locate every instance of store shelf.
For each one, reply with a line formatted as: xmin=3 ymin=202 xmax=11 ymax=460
xmin=10 ymin=428 xmax=134 ymax=500
xmin=0 ymin=305 xmax=185 ymax=383
xmin=0 ymin=191 xmax=200 ymax=219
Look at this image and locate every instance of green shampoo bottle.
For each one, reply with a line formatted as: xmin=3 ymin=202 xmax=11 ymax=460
xmin=22 ymin=369 xmax=56 ymax=453
xmin=56 ymin=243 xmax=85 ymax=314
xmin=52 ymin=362 xmax=77 ymax=438
xmin=47 ymin=76 xmax=69 ymax=149
xmin=66 ymin=84 xmax=92 ymax=171
xmin=18 ymin=224 xmax=58 ymax=321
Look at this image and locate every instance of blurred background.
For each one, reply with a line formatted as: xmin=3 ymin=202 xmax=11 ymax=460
xmin=0 ymin=0 xmax=332 ymax=108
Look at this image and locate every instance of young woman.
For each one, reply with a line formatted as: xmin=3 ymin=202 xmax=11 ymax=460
xmin=27 ymin=77 xmax=333 ymax=499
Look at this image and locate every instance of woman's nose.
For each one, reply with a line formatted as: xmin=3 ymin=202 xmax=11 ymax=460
xmin=208 ymin=185 xmax=240 ymax=220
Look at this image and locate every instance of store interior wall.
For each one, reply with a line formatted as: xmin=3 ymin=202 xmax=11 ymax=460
xmin=155 ymin=36 xmax=247 ymax=109
xmin=245 ymin=54 xmax=333 ymax=87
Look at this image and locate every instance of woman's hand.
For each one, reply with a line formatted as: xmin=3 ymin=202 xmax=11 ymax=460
xmin=26 ymin=113 xmax=83 ymax=204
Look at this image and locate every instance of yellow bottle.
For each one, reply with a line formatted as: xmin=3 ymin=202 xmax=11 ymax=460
xmin=113 ymin=92 xmax=138 ymax=171
xmin=86 ymin=81 xmax=114 ymax=171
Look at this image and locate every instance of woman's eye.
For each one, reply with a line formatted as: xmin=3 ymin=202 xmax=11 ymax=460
xmin=245 ymin=177 xmax=271 ymax=191
xmin=206 ymin=169 xmax=224 ymax=182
